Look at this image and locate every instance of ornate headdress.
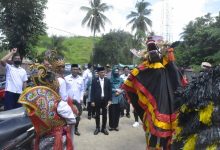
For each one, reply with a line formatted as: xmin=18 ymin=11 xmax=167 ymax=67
xmin=44 ymin=50 xmax=65 ymax=71
xmin=28 ymin=50 xmax=64 ymax=92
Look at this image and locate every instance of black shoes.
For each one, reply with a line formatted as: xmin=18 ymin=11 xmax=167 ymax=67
xmin=94 ymin=128 xmax=100 ymax=135
xmin=101 ymin=128 xmax=109 ymax=135
xmin=109 ymin=127 xmax=119 ymax=131
xmin=114 ymin=128 xmax=119 ymax=131
xmin=94 ymin=128 xmax=109 ymax=135
xmin=88 ymin=116 xmax=91 ymax=120
xmin=74 ymin=130 xmax=80 ymax=136
xmin=109 ymin=128 xmax=114 ymax=131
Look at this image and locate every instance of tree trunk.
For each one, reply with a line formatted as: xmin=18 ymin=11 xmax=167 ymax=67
xmin=92 ymin=30 xmax=96 ymax=65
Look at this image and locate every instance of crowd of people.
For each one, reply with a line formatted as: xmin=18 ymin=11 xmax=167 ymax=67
xmin=0 ymin=48 xmax=140 ymax=149
xmin=1 ymin=38 xmax=216 ymax=150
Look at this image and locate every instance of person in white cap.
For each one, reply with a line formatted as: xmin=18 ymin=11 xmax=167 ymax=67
xmin=201 ymin=62 xmax=212 ymax=70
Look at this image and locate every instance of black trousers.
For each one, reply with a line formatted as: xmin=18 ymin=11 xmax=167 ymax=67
xmin=75 ymin=116 xmax=80 ymax=130
xmin=120 ymin=99 xmax=130 ymax=116
xmin=133 ymin=109 xmax=139 ymax=122
xmin=4 ymin=91 xmax=21 ymax=110
xmin=109 ymin=104 xmax=120 ymax=128
xmin=83 ymin=95 xmax=87 ymax=107
xmin=87 ymin=102 xmax=95 ymax=117
xmin=95 ymin=101 xmax=107 ymax=129
xmin=149 ymin=135 xmax=170 ymax=149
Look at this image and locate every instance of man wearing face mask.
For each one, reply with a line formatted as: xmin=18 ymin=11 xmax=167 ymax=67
xmin=0 ymin=48 xmax=28 ymax=110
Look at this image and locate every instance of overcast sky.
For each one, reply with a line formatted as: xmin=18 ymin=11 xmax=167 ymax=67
xmin=44 ymin=0 xmax=220 ymax=41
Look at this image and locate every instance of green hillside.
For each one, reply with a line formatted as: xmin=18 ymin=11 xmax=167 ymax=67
xmin=34 ymin=35 xmax=99 ymax=64
xmin=62 ymin=36 xmax=94 ymax=64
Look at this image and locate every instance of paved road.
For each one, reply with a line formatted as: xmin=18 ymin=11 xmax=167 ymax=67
xmin=74 ymin=110 xmax=146 ymax=150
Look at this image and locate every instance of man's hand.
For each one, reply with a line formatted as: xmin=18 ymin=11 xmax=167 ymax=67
xmin=115 ymin=91 xmax=120 ymax=96
xmin=106 ymin=101 xmax=111 ymax=108
xmin=115 ymin=89 xmax=123 ymax=96
xmin=11 ymin=48 xmax=17 ymax=54
xmin=91 ymin=102 xmax=95 ymax=107
xmin=1 ymin=48 xmax=18 ymax=67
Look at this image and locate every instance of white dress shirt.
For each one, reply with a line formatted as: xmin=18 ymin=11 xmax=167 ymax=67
xmin=120 ymin=74 xmax=129 ymax=81
xmin=99 ymin=77 xmax=104 ymax=97
xmin=57 ymin=77 xmax=76 ymax=125
xmin=57 ymin=100 xmax=76 ymax=124
xmin=5 ymin=63 xmax=28 ymax=94
xmin=65 ymin=74 xmax=84 ymax=103
xmin=57 ymin=77 xmax=68 ymax=101
xmin=82 ymin=68 xmax=92 ymax=92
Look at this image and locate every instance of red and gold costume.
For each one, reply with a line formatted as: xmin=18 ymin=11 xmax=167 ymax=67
xmin=122 ymin=37 xmax=187 ymax=149
xmin=19 ymin=50 xmax=76 ymax=150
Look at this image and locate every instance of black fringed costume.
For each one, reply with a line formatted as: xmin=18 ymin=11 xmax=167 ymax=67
xmin=172 ymin=66 xmax=220 ymax=150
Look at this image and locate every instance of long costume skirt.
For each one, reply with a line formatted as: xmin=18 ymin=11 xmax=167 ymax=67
xmin=122 ymin=60 xmax=184 ymax=149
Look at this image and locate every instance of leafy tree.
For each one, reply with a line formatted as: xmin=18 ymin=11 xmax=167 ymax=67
xmin=32 ymin=35 xmax=67 ymax=62
xmin=93 ymin=30 xmax=134 ymax=65
xmin=180 ymin=13 xmax=214 ymax=45
xmin=175 ymin=13 xmax=220 ymax=67
xmin=127 ymin=0 xmax=152 ymax=40
xmin=50 ymin=35 xmax=67 ymax=54
xmin=80 ymin=0 xmax=112 ymax=37
xmin=0 ymin=0 xmax=47 ymax=58
xmin=212 ymin=12 xmax=220 ymax=28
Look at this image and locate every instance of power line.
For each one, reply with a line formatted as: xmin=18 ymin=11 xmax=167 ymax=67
xmin=48 ymin=26 xmax=75 ymax=36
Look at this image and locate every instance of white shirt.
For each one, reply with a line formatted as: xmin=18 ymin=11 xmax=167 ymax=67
xmin=57 ymin=77 xmax=76 ymax=125
xmin=99 ymin=77 xmax=104 ymax=97
xmin=57 ymin=100 xmax=76 ymax=125
xmin=65 ymin=74 xmax=84 ymax=103
xmin=5 ymin=63 xmax=28 ymax=94
xmin=82 ymin=68 xmax=92 ymax=92
xmin=57 ymin=77 xmax=68 ymax=101
xmin=120 ymin=74 xmax=129 ymax=81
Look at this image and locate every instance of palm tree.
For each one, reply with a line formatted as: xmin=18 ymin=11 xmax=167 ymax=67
xmin=127 ymin=0 xmax=152 ymax=37
xmin=80 ymin=0 xmax=113 ymax=37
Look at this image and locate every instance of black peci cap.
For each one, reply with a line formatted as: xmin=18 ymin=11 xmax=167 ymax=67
xmin=97 ymin=66 xmax=105 ymax=72
xmin=71 ymin=64 xmax=79 ymax=68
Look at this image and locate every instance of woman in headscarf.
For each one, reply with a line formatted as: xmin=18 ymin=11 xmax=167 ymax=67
xmin=109 ymin=67 xmax=124 ymax=131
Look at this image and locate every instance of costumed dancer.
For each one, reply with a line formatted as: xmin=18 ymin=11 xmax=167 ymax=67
xmin=18 ymin=50 xmax=77 ymax=150
xmin=122 ymin=36 xmax=186 ymax=150
xmin=172 ymin=65 xmax=220 ymax=150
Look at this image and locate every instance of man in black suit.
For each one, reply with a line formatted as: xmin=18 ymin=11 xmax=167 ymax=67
xmin=91 ymin=66 xmax=112 ymax=135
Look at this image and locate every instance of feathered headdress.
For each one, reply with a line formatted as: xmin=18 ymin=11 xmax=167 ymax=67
xmin=44 ymin=50 xmax=65 ymax=71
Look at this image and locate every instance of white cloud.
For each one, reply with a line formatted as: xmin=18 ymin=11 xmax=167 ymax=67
xmin=44 ymin=0 xmax=136 ymax=37
xmin=44 ymin=0 xmax=216 ymax=41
